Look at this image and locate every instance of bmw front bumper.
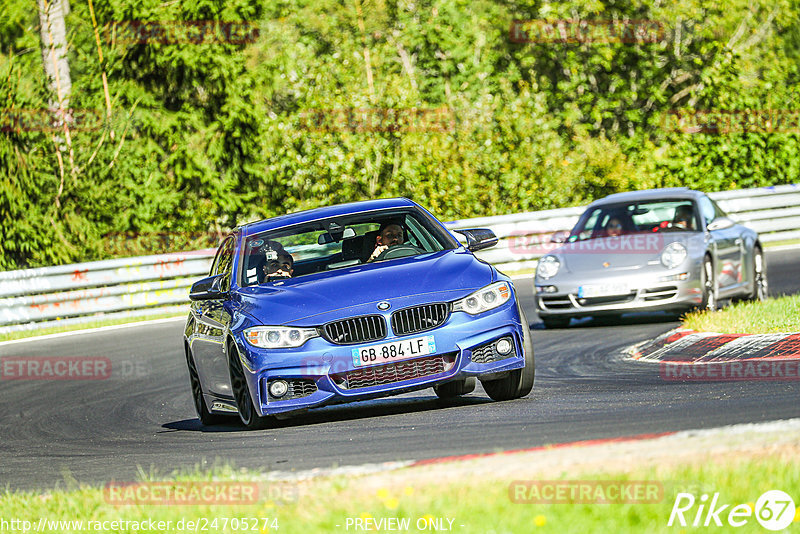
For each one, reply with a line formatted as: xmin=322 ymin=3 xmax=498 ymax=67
xmin=233 ymin=299 xmax=527 ymax=417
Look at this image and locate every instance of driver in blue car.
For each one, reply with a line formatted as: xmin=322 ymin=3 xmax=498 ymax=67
xmin=264 ymin=251 xmax=294 ymax=279
xmin=261 ymin=242 xmax=294 ymax=281
xmin=367 ymin=221 xmax=405 ymax=262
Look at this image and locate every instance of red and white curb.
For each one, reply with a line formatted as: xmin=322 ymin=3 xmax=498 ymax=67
xmin=627 ymin=328 xmax=800 ymax=363
xmin=627 ymin=328 xmax=800 ymax=381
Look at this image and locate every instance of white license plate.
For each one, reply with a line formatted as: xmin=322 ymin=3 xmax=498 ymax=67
xmin=351 ymin=335 xmax=436 ymax=367
xmin=578 ymin=283 xmax=630 ymax=298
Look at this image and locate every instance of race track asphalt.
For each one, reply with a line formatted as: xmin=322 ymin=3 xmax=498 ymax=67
xmin=1 ymin=249 xmax=798 ymax=491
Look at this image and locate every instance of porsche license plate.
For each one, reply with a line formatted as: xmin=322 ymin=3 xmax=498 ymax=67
xmin=578 ymin=283 xmax=630 ymax=298
xmin=351 ymin=335 xmax=436 ymax=367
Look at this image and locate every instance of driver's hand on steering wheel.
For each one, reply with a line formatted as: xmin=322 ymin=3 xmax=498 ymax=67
xmin=368 ymin=244 xmax=389 ymax=262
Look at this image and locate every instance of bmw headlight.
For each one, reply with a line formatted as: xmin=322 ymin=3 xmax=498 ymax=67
xmin=244 ymin=326 xmax=319 ymax=348
xmin=452 ymin=282 xmax=511 ymax=315
xmin=661 ymin=242 xmax=688 ymax=269
xmin=536 ymin=255 xmax=561 ymax=279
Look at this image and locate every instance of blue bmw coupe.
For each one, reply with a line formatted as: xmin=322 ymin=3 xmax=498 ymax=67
xmin=184 ymin=198 xmax=534 ymax=429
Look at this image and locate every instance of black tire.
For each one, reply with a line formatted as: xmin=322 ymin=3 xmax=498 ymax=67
xmin=434 ymin=377 xmax=476 ymax=399
xmin=699 ymin=256 xmax=717 ymax=311
xmin=186 ymin=346 xmax=228 ymax=426
xmin=747 ymin=246 xmax=768 ymax=302
xmin=482 ymin=303 xmax=535 ymax=401
xmin=542 ymin=316 xmax=570 ymax=329
xmin=227 ymin=340 xmax=272 ymax=430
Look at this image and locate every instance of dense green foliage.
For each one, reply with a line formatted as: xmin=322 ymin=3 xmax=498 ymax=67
xmin=2 ymin=0 xmax=798 ymax=269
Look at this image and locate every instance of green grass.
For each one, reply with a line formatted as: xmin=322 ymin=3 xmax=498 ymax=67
xmin=0 ymin=313 xmax=185 ymax=343
xmin=764 ymin=238 xmax=800 ymax=249
xmin=1 ymin=456 xmax=799 ymax=533
xmin=683 ymin=294 xmax=800 ymax=334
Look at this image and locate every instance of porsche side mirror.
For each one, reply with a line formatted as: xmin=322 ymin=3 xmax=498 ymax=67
xmin=550 ymin=230 xmax=569 ymax=244
xmin=707 ymin=217 xmax=735 ymax=231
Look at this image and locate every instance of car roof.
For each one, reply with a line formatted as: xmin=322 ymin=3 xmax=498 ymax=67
xmin=587 ymin=188 xmax=704 ymax=208
xmin=237 ymin=197 xmax=419 ymax=235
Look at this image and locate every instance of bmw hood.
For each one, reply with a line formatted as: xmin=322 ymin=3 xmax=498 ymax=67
xmin=236 ymin=249 xmax=495 ymax=326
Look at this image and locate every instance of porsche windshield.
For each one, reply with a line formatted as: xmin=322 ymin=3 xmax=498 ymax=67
xmin=239 ymin=209 xmax=457 ymax=286
xmin=569 ymin=200 xmax=700 ymax=241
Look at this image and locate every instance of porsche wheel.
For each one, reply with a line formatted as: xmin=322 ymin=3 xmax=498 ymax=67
xmin=748 ymin=247 xmax=768 ymax=302
xmin=482 ymin=303 xmax=535 ymax=401
xmin=227 ymin=340 xmax=271 ymax=430
xmin=699 ymin=256 xmax=717 ymax=311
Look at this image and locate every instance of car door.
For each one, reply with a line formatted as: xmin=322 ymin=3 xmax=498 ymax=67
xmin=699 ymin=196 xmax=744 ymax=296
xmin=191 ymin=236 xmax=236 ymax=398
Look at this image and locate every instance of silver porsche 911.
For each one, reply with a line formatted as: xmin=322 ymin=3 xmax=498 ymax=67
xmin=535 ymin=188 xmax=768 ymax=328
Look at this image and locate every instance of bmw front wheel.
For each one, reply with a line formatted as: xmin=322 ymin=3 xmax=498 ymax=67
xmin=227 ymin=340 xmax=272 ymax=430
xmin=482 ymin=303 xmax=535 ymax=401
xmin=186 ymin=346 xmax=229 ymax=426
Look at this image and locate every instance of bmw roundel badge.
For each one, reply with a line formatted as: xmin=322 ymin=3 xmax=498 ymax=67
xmin=377 ymin=301 xmax=391 ymax=311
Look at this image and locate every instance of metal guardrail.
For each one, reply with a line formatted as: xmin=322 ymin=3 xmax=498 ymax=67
xmin=1 ymin=185 xmax=798 ymax=334
xmin=0 ymin=251 xmax=216 ymax=334
xmin=449 ymin=183 xmax=800 ymax=272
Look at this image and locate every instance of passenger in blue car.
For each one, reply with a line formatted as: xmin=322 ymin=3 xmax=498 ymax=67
xmin=367 ymin=220 xmax=405 ymax=262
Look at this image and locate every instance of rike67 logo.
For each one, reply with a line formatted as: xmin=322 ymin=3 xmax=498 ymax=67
xmin=668 ymin=490 xmax=796 ymax=531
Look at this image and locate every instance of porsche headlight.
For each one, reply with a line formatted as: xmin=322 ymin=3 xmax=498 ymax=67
xmin=661 ymin=242 xmax=688 ymax=269
xmin=452 ymin=282 xmax=511 ymax=315
xmin=244 ymin=326 xmax=319 ymax=348
xmin=536 ymin=255 xmax=561 ymax=279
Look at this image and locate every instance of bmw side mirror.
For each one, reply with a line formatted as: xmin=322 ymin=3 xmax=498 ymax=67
xmin=550 ymin=230 xmax=569 ymax=244
xmin=189 ymin=274 xmax=228 ymax=301
xmin=454 ymin=228 xmax=498 ymax=252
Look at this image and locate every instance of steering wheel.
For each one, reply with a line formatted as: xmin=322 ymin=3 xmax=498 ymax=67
xmin=375 ymin=244 xmax=424 ymax=261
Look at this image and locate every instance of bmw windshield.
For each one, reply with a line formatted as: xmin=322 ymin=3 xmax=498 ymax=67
xmin=239 ymin=208 xmax=458 ymax=286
